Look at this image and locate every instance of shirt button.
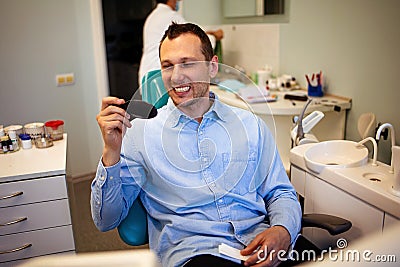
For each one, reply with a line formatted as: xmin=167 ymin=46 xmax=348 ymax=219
xmin=218 ymin=199 xmax=223 ymax=203
xmin=211 ymin=183 xmax=216 ymax=187
xmin=100 ymin=176 xmax=105 ymax=180
xmin=110 ymin=176 xmax=113 ymax=180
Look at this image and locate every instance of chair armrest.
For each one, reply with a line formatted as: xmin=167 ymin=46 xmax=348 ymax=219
xmin=302 ymin=214 xmax=352 ymax=236
xmin=117 ymin=198 xmax=149 ymax=246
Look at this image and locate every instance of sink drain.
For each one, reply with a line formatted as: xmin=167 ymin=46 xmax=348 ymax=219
xmin=369 ymin=178 xmax=381 ymax=182
xmin=362 ymin=172 xmax=387 ymax=182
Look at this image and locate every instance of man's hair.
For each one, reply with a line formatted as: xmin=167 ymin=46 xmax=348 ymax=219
xmin=159 ymin=22 xmax=214 ymax=61
xmin=156 ymin=0 xmax=168 ymax=4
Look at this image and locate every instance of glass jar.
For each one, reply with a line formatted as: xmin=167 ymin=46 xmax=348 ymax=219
xmin=45 ymin=120 xmax=64 ymax=141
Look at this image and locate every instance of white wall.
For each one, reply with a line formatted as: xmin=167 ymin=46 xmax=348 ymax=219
xmin=0 ymin=0 xmax=103 ymax=178
xmin=184 ymin=0 xmax=400 ymax=164
xmin=279 ymin=0 xmax=400 ymax=163
xmin=219 ymin=23 xmax=280 ymax=75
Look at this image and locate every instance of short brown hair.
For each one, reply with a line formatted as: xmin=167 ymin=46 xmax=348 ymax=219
xmin=159 ymin=22 xmax=214 ymax=61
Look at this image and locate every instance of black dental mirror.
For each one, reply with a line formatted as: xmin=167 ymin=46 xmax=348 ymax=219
xmin=116 ymin=99 xmax=158 ymax=121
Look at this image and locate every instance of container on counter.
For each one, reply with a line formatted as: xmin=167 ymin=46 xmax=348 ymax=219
xmin=1 ymin=136 xmax=9 ymax=153
xmin=4 ymin=124 xmax=23 ymax=137
xmin=34 ymin=134 xmax=53 ymax=149
xmin=24 ymin=122 xmax=45 ymax=141
xmin=45 ymin=120 xmax=64 ymax=141
xmin=19 ymin=134 xmax=32 ymax=149
xmin=8 ymin=130 xmax=19 ymax=151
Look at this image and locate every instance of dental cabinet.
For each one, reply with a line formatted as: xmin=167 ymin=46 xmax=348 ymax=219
xmin=290 ymin=144 xmax=400 ymax=250
xmin=212 ymin=87 xmax=352 ymax=172
xmin=0 ymin=134 xmax=75 ymax=266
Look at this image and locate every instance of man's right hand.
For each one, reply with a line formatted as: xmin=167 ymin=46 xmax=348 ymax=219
xmin=96 ymin=97 xmax=132 ymax=166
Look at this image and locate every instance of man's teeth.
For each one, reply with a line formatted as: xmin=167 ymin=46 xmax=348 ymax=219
xmin=174 ymin=86 xmax=190 ymax=92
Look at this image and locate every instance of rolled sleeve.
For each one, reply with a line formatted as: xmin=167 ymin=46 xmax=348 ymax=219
xmin=268 ymin=196 xmax=302 ymax=244
xmin=91 ymin=159 xmax=124 ymax=231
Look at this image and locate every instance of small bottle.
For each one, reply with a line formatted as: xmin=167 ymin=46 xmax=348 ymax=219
xmin=1 ymin=136 xmax=9 ymax=153
xmin=7 ymin=135 xmax=14 ymax=152
xmin=19 ymin=134 xmax=32 ymax=149
xmin=8 ymin=130 xmax=19 ymax=151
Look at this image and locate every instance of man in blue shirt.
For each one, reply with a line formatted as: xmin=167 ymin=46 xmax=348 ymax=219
xmin=92 ymin=23 xmax=301 ymax=267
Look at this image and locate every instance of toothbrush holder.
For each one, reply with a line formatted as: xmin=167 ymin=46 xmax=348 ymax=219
xmin=308 ymin=84 xmax=323 ymax=97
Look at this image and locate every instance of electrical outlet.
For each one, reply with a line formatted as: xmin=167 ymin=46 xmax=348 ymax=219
xmin=56 ymin=73 xmax=75 ymax=86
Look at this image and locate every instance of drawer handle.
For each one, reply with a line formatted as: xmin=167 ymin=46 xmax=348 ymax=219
xmin=0 ymin=191 xmax=23 ymax=200
xmin=0 ymin=217 xmax=28 ymax=227
xmin=0 ymin=243 xmax=32 ymax=254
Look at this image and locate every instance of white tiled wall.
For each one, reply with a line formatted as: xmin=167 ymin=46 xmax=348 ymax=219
xmin=205 ymin=24 xmax=280 ymax=76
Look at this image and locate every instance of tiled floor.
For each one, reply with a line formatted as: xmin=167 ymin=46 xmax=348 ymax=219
xmin=67 ymin=176 xmax=145 ymax=253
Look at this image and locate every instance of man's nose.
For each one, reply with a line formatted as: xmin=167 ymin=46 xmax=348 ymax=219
xmin=171 ymin=65 xmax=184 ymax=83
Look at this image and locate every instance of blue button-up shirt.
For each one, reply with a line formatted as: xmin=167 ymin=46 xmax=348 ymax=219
xmin=91 ymin=96 xmax=301 ymax=267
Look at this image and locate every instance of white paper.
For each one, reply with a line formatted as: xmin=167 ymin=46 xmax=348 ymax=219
xmin=238 ymin=85 xmax=276 ymax=103
xmin=218 ymin=243 xmax=250 ymax=261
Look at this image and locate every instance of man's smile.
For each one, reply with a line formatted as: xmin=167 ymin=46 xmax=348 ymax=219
xmin=172 ymin=85 xmax=191 ymax=93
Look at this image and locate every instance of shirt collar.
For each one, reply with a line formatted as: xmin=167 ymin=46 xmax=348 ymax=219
xmin=166 ymin=91 xmax=229 ymax=128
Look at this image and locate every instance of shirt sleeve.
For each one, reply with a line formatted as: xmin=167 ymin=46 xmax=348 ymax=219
xmin=90 ymin=157 xmax=142 ymax=232
xmin=90 ymin=160 xmax=124 ymax=231
xmin=257 ymin=119 xmax=302 ymax=244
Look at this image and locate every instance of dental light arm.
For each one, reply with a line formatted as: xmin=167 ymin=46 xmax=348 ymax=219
xmin=291 ymin=110 xmax=325 ymax=146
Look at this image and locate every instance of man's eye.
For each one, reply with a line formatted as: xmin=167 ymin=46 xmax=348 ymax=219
xmin=161 ymin=64 xmax=172 ymax=70
xmin=181 ymin=62 xmax=195 ymax=68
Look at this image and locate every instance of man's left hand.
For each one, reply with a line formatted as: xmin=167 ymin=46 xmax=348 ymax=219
xmin=241 ymin=226 xmax=291 ymax=267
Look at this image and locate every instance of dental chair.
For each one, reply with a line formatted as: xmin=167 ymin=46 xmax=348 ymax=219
xmin=141 ymin=69 xmax=169 ymax=109
xmin=118 ymin=70 xmax=352 ymax=264
xmin=118 ymin=198 xmax=351 ymax=265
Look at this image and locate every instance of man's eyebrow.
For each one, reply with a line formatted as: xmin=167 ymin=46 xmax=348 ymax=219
xmin=180 ymin=57 xmax=197 ymax=62
xmin=161 ymin=57 xmax=199 ymax=65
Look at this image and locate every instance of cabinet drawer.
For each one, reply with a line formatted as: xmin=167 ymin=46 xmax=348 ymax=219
xmin=0 ymin=199 xmax=72 ymax=236
xmin=0 ymin=225 xmax=75 ymax=264
xmin=0 ymin=176 xmax=67 ymax=208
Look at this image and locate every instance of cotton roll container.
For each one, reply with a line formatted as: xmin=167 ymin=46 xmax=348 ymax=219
xmin=257 ymin=69 xmax=270 ymax=94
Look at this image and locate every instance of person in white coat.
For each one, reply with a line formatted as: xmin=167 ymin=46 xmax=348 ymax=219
xmin=138 ymin=0 xmax=223 ymax=87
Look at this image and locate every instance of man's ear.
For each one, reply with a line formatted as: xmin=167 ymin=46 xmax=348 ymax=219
xmin=209 ymin=55 xmax=219 ymax=78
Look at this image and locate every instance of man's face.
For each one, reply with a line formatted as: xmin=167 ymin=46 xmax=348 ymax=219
xmin=159 ymin=33 xmax=218 ymax=109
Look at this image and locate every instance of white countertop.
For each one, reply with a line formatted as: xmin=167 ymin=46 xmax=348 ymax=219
xmin=18 ymin=249 xmax=159 ymax=267
xmin=290 ymin=144 xmax=400 ymax=219
xmin=212 ymin=86 xmax=352 ymax=115
xmin=0 ymin=134 xmax=67 ymax=183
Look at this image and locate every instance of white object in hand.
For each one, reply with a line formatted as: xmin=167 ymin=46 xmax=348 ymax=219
xmin=218 ymin=243 xmax=250 ymax=261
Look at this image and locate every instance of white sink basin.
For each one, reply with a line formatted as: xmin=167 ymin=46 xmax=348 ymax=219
xmin=304 ymin=140 xmax=369 ymax=173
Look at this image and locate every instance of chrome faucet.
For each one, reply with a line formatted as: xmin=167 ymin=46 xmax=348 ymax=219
xmin=294 ymin=98 xmax=313 ymax=145
xmin=376 ymin=123 xmax=395 ymax=173
xmin=358 ymin=137 xmax=378 ymax=166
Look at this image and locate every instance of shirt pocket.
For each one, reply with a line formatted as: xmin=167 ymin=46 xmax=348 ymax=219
xmin=222 ymin=150 xmax=257 ymax=195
